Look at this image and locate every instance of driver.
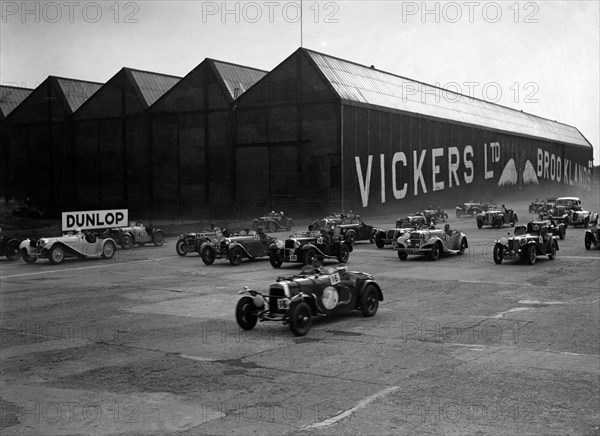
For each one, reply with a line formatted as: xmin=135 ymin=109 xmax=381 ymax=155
xmin=444 ymin=224 xmax=452 ymax=236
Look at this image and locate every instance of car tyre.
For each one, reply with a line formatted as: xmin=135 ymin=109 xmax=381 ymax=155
xmin=476 ymin=220 xmax=483 ymax=229
xmin=269 ymin=250 xmax=283 ymax=268
xmin=101 ymin=241 xmax=116 ymax=259
xmin=235 ymin=297 xmax=258 ymax=330
xmin=456 ymin=210 xmax=462 ymax=218
xmin=338 ymin=243 xmax=350 ymax=263
xmin=21 ymin=249 xmax=37 ymax=264
xmin=268 ymin=222 xmax=276 ymax=233
xmin=375 ymin=234 xmax=385 ymax=249
xmin=289 ymin=302 xmax=312 ymax=336
xmin=548 ymin=241 xmax=557 ymax=260
xmin=346 ymin=231 xmax=356 ymax=247
xmin=458 ymin=238 xmax=467 ymax=255
xmin=558 ymin=227 xmax=565 ymax=240
xmin=49 ymin=245 xmax=65 ymax=265
xmin=303 ymin=248 xmax=316 ymax=265
xmin=398 ymin=251 xmax=408 ymax=261
xmin=527 ymin=244 xmax=537 ymax=265
xmin=286 ymin=219 xmax=294 ymax=231
xmin=201 ymin=246 xmax=216 ymax=265
xmin=584 ymin=217 xmax=589 ymax=228
xmin=360 ymin=284 xmax=379 ymax=317
xmin=153 ymin=231 xmax=165 ymax=246
xmin=229 ymin=246 xmax=244 ymax=266
xmin=430 ymin=242 xmax=441 ymax=261
xmin=5 ymin=240 xmax=21 ymax=261
xmin=493 ymin=243 xmax=504 ymax=264
xmin=120 ymin=234 xmax=133 ymax=250
xmin=584 ymin=233 xmax=592 ymax=250
xmin=176 ymin=239 xmax=189 ymax=256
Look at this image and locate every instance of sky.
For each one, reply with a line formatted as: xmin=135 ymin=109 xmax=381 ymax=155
xmin=1 ymin=0 xmax=599 ymax=163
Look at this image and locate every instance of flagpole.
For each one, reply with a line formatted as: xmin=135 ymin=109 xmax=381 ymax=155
xmin=300 ymin=0 xmax=303 ymax=47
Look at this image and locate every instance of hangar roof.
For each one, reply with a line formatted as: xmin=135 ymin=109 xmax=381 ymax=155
xmin=0 ymin=86 xmax=34 ymax=119
xmin=210 ymin=59 xmax=268 ymax=100
xmin=306 ymin=49 xmax=591 ymax=148
xmin=128 ymin=69 xmax=181 ymax=107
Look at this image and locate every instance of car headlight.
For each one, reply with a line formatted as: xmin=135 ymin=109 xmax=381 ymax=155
xmin=275 ymin=240 xmax=284 ymax=249
xmin=294 ymin=240 xmax=300 ymax=249
xmin=403 ymin=232 xmax=410 ymax=240
xmin=499 ymin=237 xmax=508 ymax=245
xmin=38 ymin=239 xmax=47 ymax=247
xmin=224 ymin=238 xmax=231 ymax=245
xmin=519 ymin=238 xmax=526 ymax=246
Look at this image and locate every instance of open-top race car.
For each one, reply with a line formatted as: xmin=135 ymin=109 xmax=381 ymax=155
xmin=541 ymin=197 xmax=594 ymax=228
xmin=103 ymin=221 xmax=164 ymax=249
xmin=176 ymin=231 xmax=217 ymax=256
xmin=529 ymin=218 xmax=566 ymax=240
xmin=416 ymin=206 xmax=448 ymax=224
xmin=268 ymin=227 xmax=352 ymax=268
xmin=200 ymin=228 xmax=275 ymax=266
xmin=374 ymin=217 xmax=426 ymax=249
xmin=310 ymin=211 xmax=360 ymax=231
xmin=394 ymin=225 xmax=468 ymax=261
xmin=253 ymin=211 xmax=294 ymax=233
xmin=0 ymin=227 xmax=21 ymax=261
xmin=336 ymin=221 xmax=376 ymax=246
xmin=19 ymin=230 xmax=117 ymax=264
xmin=456 ymin=202 xmax=490 ymax=217
xmin=584 ymin=224 xmax=600 ymax=250
xmin=235 ymin=264 xmax=383 ymax=336
xmin=492 ymin=222 xmax=558 ymax=265
xmin=476 ymin=205 xmax=518 ymax=229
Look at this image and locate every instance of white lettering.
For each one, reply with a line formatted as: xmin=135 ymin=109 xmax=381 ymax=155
xmin=355 ymin=156 xmax=373 ymax=208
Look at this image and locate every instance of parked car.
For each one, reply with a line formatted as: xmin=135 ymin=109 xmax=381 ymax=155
xmin=584 ymin=225 xmax=600 ymax=250
xmin=492 ymin=222 xmax=558 ymax=265
xmin=0 ymin=227 xmax=21 ymax=261
xmin=268 ymin=228 xmax=351 ymax=268
xmin=235 ymin=264 xmax=383 ymax=336
xmin=455 ymin=202 xmax=490 ymax=217
xmin=175 ymin=231 xmax=217 ymax=256
xmin=19 ymin=230 xmax=117 ymax=264
xmin=253 ymin=211 xmax=294 ymax=233
xmin=200 ymin=229 xmax=274 ymax=266
xmin=544 ymin=197 xmax=592 ymax=228
xmin=103 ymin=221 xmax=164 ymax=249
xmin=476 ymin=205 xmax=518 ymax=229
xmin=374 ymin=217 xmax=424 ymax=249
xmin=394 ymin=225 xmax=468 ymax=261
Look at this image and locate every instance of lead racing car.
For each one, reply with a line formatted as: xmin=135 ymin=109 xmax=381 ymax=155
xmin=235 ymin=265 xmax=383 ymax=336
xmin=394 ymin=225 xmax=468 ymax=261
xmin=103 ymin=221 xmax=164 ymax=249
xmin=19 ymin=230 xmax=117 ymax=264
xmin=492 ymin=222 xmax=558 ymax=265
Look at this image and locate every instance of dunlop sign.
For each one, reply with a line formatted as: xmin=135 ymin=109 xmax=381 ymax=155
xmin=62 ymin=209 xmax=128 ymax=231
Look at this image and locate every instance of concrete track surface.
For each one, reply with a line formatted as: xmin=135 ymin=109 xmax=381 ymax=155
xmin=1 ymin=201 xmax=599 ymax=435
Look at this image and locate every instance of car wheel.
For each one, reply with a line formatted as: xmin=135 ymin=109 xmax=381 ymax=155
xmin=269 ymin=250 xmax=283 ymax=268
xmin=286 ymin=219 xmax=294 ymax=231
xmin=176 ymin=239 xmax=188 ymax=256
xmin=303 ymin=248 xmax=316 ymax=265
xmin=527 ymin=244 xmax=537 ymax=265
xmin=346 ymin=231 xmax=356 ymax=247
xmin=493 ymin=243 xmax=504 ymax=264
xmin=476 ymin=220 xmax=483 ymax=229
xmin=338 ymin=243 xmax=350 ymax=263
xmin=235 ymin=297 xmax=258 ymax=330
xmin=360 ymin=284 xmax=379 ymax=317
xmin=430 ymin=242 xmax=441 ymax=261
xmin=153 ymin=231 xmax=165 ymax=246
xmin=559 ymin=227 xmax=565 ymax=240
xmin=585 ymin=233 xmax=592 ymax=250
xmin=201 ymin=246 xmax=215 ymax=265
xmin=398 ymin=251 xmax=408 ymax=261
xmin=548 ymin=241 xmax=557 ymax=260
xmin=49 ymin=245 xmax=65 ymax=265
xmin=229 ymin=246 xmax=244 ymax=266
xmin=21 ymin=249 xmax=37 ymax=264
xmin=456 ymin=210 xmax=462 ymax=218
xmin=5 ymin=240 xmax=21 ymax=261
xmin=458 ymin=238 xmax=467 ymax=255
xmin=120 ymin=234 xmax=133 ymax=250
xmin=268 ymin=222 xmax=276 ymax=233
xmin=289 ymin=302 xmax=312 ymax=336
xmin=584 ymin=217 xmax=589 ymax=228
xmin=375 ymin=234 xmax=385 ymax=249
xmin=101 ymin=241 xmax=116 ymax=259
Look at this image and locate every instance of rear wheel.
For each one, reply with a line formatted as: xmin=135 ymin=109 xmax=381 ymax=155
xmin=286 ymin=219 xmax=294 ymax=230
xmin=153 ymin=231 xmax=165 ymax=246
xmin=303 ymin=248 xmax=316 ymax=265
xmin=120 ymin=234 xmax=133 ymax=250
xmin=235 ymin=297 xmax=258 ymax=330
xmin=22 ymin=249 xmax=37 ymax=264
xmin=375 ymin=234 xmax=385 ymax=249
xmin=548 ymin=241 xmax=557 ymax=260
xmin=201 ymin=246 xmax=215 ymax=265
xmin=585 ymin=233 xmax=592 ymax=250
xmin=360 ymin=284 xmax=379 ymax=317
xmin=49 ymin=245 xmax=65 ymax=265
xmin=176 ymin=239 xmax=188 ymax=256
xmin=5 ymin=240 xmax=21 ymax=261
xmin=346 ymin=231 xmax=356 ymax=247
xmin=527 ymin=244 xmax=537 ymax=265
xmin=398 ymin=251 xmax=408 ymax=261
xmin=477 ymin=220 xmax=483 ymax=229
xmin=268 ymin=222 xmax=276 ymax=233
xmin=229 ymin=246 xmax=244 ymax=266
xmin=338 ymin=243 xmax=350 ymax=263
xmin=456 ymin=210 xmax=462 ymax=218
xmin=584 ymin=217 xmax=589 ymax=228
xmin=102 ymin=241 xmax=116 ymax=259
xmin=269 ymin=250 xmax=283 ymax=268
xmin=430 ymin=242 xmax=441 ymax=261
xmin=493 ymin=243 xmax=504 ymax=264
xmin=289 ymin=302 xmax=312 ymax=336
xmin=558 ymin=227 xmax=565 ymax=240
xmin=458 ymin=238 xmax=467 ymax=255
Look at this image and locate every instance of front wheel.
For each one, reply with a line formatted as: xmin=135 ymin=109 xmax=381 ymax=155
xmin=268 ymin=222 xmax=276 ymax=233
xmin=584 ymin=218 xmax=589 ymax=229
xmin=229 ymin=246 xmax=244 ymax=266
xmin=584 ymin=233 xmax=592 ymax=250
xmin=235 ymin=297 xmax=258 ymax=330
xmin=22 ymin=249 xmax=37 ymax=264
xmin=49 ymin=245 xmax=65 ymax=265
xmin=152 ymin=231 xmax=165 ymax=246
xmin=286 ymin=219 xmax=294 ymax=231
xmin=201 ymin=246 xmax=215 ymax=265
xmin=303 ymin=248 xmax=316 ymax=266
xmin=101 ymin=241 xmax=116 ymax=259
xmin=527 ymin=244 xmax=537 ymax=265
xmin=337 ymin=243 xmax=350 ymax=263
xmin=375 ymin=234 xmax=385 ymax=249
xmin=398 ymin=251 xmax=408 ymax=261
xmin=120 ymin=234 xmax=133 ymax=250
xmin=558 ymin=227 xmax=565 ymax=240
xmin=360 ymin=284 xmax=379 ymax=317
xmin=346 ymin=231 xmax=356 ymax=247
xmin=477 ymin=220 xmax=483 ymax=229
xmin=430 ymin=242 xmax=441 ymax=261
xmin=493 ymin=243 xmax=504 ymax=264
xmin=5 ymin=240 xmax=21 ymax=261
xmin=548 ymin=241 xmax=557 ymax=260
xmin=288 ymin=302 xmax=312 ymax=336
xmin=176 ymin=239 xmax=189 ymax=256
xmin=458 ymin=239 xmax=467 ymax=255
xmin=269 ymin=250 xmax=283 ymax=268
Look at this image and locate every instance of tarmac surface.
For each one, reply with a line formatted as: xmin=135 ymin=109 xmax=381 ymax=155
xmin=1 ymin=198 xmax=599 ymax=435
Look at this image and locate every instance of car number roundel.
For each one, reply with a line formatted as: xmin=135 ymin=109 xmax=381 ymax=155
xmin=322 ymin=286 xmax=339 ymax=310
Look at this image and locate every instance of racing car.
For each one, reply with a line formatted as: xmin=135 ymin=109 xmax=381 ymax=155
xmin=394 ymin=225 xmax=468 ymax=261
xmin=0 ymin=227 xmax=21 ymax=261
xmin=252 ymin=211 xmax=294 ymax=233
xmin=103 ymin=221 xmax=164 ymax=249
xmin=492 ymin=222 xmax=558 ymax=265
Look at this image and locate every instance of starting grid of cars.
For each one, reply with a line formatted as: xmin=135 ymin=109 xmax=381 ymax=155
xmin=2 ymin=197 xmax=599 ymax=337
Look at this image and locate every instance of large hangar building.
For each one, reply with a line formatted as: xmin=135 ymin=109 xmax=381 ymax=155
xmin=235 ymin=48 xmax=594 ymax=216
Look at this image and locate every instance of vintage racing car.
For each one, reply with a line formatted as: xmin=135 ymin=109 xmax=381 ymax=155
xmin=529 ymin=218 xmax=566 ymax=240
xmin=176 ymin=231 xmax=217 ymax=256
xmin=200 ymin=229 xmax=274 ymax=266
xmin=492 ymin=222 xmax=558 ymax=265
xmin=456 ymin=202 xmax=490 ymax=217
xmin=268 ymin=228 xmax=351 ymax=268
xmin=374 ymin=217 xmax=426 ymax=249
xmin=584 ymin=224 xmax=600 ymax=250
xmin=476 ymin=205 xmax=518 ymax=228
xmin=417 ymin=206 xmax=448 ymax=224
xmin=19 ymin=230 xmax=117 ymax=264
xmin=336 ymin=221 xmax=376 ymax=246
xmin=103 ymin=221 xmax=164 ymax=249
xmin=394 ymin=225 xmax=468 ymax=261
xmin=0 ymin=228 xmax=21 ymax=261
xmin=235 ymin=265 xmax=383 ymax=336
xmin=310 ymin=211 xmax=360 ymax=230
xmin=543 ymin=197 xmax=594 ymax=228
xmin=253 ymin=211 xmax=294 ymax=233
